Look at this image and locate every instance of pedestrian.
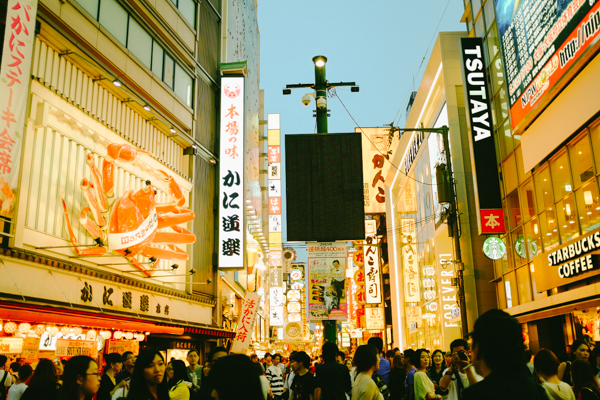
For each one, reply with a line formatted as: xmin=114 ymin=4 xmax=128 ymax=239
xmin=412 ymin=349 xmax=440 ymax=400
xmin=185 ymin=350 xmax=201 ymax=396
xmin=337 ymin=352 xmax=346 ymax=365
xmin=266 ymin=354 xmax=285 ymax=400
xmin=558 ymin=340 xmax=590 ymax=386
xmin=426 ymin=350 xmax=446 ymax=392
xmin=460 ymin=309 xmax=549 ymax=400
xmin=314 ymin=342 xmax=351 ymax=400
xmin=437 ymin=339 xmax=478 ymax=400
xmin=209 ymin=355 xmax=263 ymax=400
xmin=344 ymin=360 xmax=353 ymax=372
xmin=572 ymin=360 xmax=600 ymax=400
xmin=386 ymin=351 xmax=396 ymax=366
xmin=533 ymin=349 xmax=575 ymax=400
xmin=289 ymin=351 xmax=317 ymax=400
xmin=367 ymin=337 xmax=390 ymax=384
xmin=97 ymin=353 xmax=125 ymax=400
xmin=264 ymin=353 xmax=274 ymax=372
xmin=21 ymin=359 xmax=61 ymax=400
xmin=282 ymin=351 xmax=298 ymax=400
xmin=192 ymin=347 xmax=227 ymax=400
xmin=351 ymin=344 xmax=383 ymax=400
xmin=279 ymin=356 xmax=288 ymax=376
xmin=403 ymin=349 xmax=416 ymax=400
xmin=9 ymin=363 xmax=20 ymax=383
xmin=119 ymin=348 xmax=168 ymax=400
xmin=7 ymin=364 xmax=32 ymax=400
xmin=388 ymin=355 xmax=406 ymax=400
xmin=0 ymin=355 xmax=13 ymax=400
xmin=57 ymin=356 xmax=100 ymax=400
xmin=167 ymin=360 xmax=191 ymax=400
xmin=116 ymin=352 xmax=136 ymax=384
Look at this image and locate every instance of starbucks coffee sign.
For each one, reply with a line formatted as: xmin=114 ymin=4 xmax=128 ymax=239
xmin=482 ymin=237 xmax=506 ymax=260
xmin=533 ymin=228 xmax=600 ymax=292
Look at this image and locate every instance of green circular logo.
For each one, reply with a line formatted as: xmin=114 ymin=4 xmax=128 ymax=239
xmin=514 ymin=236 xmax=538 ymax=259
xmin=483 ymin=237 xmax=507 ymax=260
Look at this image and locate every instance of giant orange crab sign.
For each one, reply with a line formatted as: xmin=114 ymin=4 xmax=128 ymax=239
xmin=62 ymin=143 xmax=196 ymax=277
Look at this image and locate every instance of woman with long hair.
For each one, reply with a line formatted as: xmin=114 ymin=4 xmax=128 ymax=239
xmin=558 ymin=340 xmax=590 ymax=385
xmin=209 ymin=355 xmax=264 ymax=400
xmin=167 ymin=360 xmax=190 ymax=400
xmin=97 ymin=353 xmax=124 ymax=400
xmin=57 ymin=356 xmax=101 ymax=400
xmin=426 ymin=350 xmax=446 ymax=391
xmin=571 ymin=360 xmax=600 ymax=400
xmin=21 ymin=359 xmax=61 ymax=400
xmin=412 ymin=349 xmax=441 ymax=400
xmin=351 ymin=344 xmax=383 ymax=400
xmin=389 ymin=354 xmax=406 ymax=400
xmin=533 ymin=349 xmax=575 ymax=400
xmin=125 ymin=348 xmax=169 ymax=400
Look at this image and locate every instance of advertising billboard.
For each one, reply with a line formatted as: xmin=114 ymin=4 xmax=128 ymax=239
xmin=307 ymin=242 xmax=348 ymax=320
xmin=495 ymin=0 xmax=600 ymax=131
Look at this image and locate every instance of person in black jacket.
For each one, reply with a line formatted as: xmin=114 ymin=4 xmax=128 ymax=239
xmin=21 ymin=359 xmax=61 ymax=400
xmin=314 ymin=342 xmax=351 ymax=400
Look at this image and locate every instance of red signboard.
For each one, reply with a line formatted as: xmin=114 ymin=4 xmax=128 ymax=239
xmin=268 ymin=146 xmax=281 ymax=163
xmin=268 ymin=197 xmax=281 ymax=215
xmin=480 ymin=209 xmax=506 ymax=234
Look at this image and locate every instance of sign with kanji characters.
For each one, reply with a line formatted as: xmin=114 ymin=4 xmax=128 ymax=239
xmin=480 ymin=209 xmax=506 ymax=234
xmin=270 ymin=286 xmax=285 ymax=307
xmin=268 ymin=163 xmax=281 ymax=179
xmin=268 ymin=197 xmax=281 ymax=215
xmin=219 ymin=76 xmax=245 ymax=269
xmin=401 ymin=219 xmax=420 ymax=302
xmin=307 ymin=242 xmax=348 ymax=320
xmin=231 ymin=292 xmax=260 ymax=353
xmin=0 ymin=337 xmax=23 ymax=354
xmin=268 ymin=146 xmax=281 ymax=163
xmin=364 ymin=220 xmax=382 ymax=304
xmin=359 ymin=127 xmax=399 ymax=214
xmin=270 ymin=306 xmax=284 ymax=326
xmin=0 ymin=0 xmax=38 ymax=218
xmin=365 ymin=306 xmax=385 ymax=330
xmin=55 ymin=339 xmax=98 ymax=358
xmin=270 ymin=250 xmax=282 ymax=267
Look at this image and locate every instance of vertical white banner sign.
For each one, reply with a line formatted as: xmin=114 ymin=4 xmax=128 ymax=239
xmin=231 ymin=292 xmax=260 ymax=354
xmin=218 ymin=77 xmax=245 ymax=269
xmin=401 ymin=219 xmax=420 ymax=302
xmin=364 ymin=220 xmax=382 ymax=304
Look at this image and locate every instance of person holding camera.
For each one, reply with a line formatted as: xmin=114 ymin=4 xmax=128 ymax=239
xmin=437 ymin=339 xmax=479 ymax=400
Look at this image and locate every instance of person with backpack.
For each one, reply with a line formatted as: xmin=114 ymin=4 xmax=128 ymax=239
xmin=0 ymin=355 xmax=13 ymax=400
xmin=314 ymin=342 xmax=351 ymax=400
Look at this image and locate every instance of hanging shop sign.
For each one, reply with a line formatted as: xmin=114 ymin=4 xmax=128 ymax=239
xmin=268 ymin=113 xmax=283 ymax=249
xmin=219 ymin=76 xmax=245 ymax=269
xmin=401 ymin=219 xmax=420 ymax=302
xmin=55 ymin=339 xmax=98 ymax=358
xmin=270 ymin=250 xmax=282 ymax=267
xmin=459 ymin=37 xmax=505 ymax=235
xmin=269 ymin=267 xmax=283 ymax=287
xmin=0 ymin=0 xmax=39 ymax=218
xmin=0 ymin=338 xmax=23 ymax=354
xmin=307 ymin=242 xmax=348 ymax=320
xmin=364 ymin=220 xmax=382 ymax=304
xmin=494 ymin=0 xmax=600 ymax=131
xmin=403 ymin=131 xmax=426 ymax=176
xmin=231 ymin=292 xmax=260 ymax=353
xmin=533 ymin=228 xmax=600 ymax=292
xmin=360 ymin=127 xmax=400 ymax=213
xmin=483 ymin=237 xmax=507 ymax=260
xmin=106 ymin=340 xmax=139 ymax=355
xmin=287 ymin=290 xmax=301 ymax=302
xmin=283 ymin=321 xmax=303 ymax=342
xmin=365 ymin=307 xmax=385 ymax=330
xmin=22 ymin=337 xmax=39 ymax=360
xmin=398 ymin=178 xmax=417 ymax=214
xmin=270 ymin=287 xmax=285 ymax=307
xmin=270 ymin=306 xmax=284 ymax=327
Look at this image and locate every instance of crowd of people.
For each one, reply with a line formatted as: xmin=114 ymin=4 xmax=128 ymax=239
xmin=3 ymin=309 xmax=600 ymax=400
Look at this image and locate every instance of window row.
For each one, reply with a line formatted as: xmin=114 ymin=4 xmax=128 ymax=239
xmin=76 ymin=0 xmax=194 ymax=107
xmin=168 ymin=0 xmax=196 ymax=28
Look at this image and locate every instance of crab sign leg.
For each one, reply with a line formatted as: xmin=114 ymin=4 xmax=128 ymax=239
xmin=142 ymin=245 xmax=189 ymax=260
xmin=103 ymin=143 xmax=152 ymax=199
xmin=156 ymin=170 xmax=186 ymax=207
xmin=126 ymin=255 xmax=153 ymax=277
xmin=80 ymin=207 xmax=105 ymax=241
xmin=85 ymin=154 xmax=108 ymax=212
xmin=81 ymin=178 xmax=106 ymax=227
xmin=61 ymin=200 xmax=108 ymax=256
xmin=154 ymin=226 xmax=196 ymax=244
xmin=157 ymin=208 xmax=194 ymax=229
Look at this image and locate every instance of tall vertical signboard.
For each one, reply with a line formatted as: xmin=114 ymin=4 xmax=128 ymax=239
xmin=495 ymin=0 xmax=600 ymax=131
xmin=401 ymin=219 xmax=419 ymax=302
xmin=459 ymin=38 xmax=505 ymax=235
xmin=267 ymin=113 xmax=282 ymax=249
xmin=218 ymin=76 xmax=245 ymax=268
xmin=307 ymin=242 xmax=348 ymax=320
xmin=364 ymin=220 xmax=382 ymax=304
xmin=0 ymin=0 xmax=39 ymax=218
xmin=231 ymin=292 xmax=260 ymax=354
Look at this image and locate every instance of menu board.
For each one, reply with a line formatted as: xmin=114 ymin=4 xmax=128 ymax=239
xmin=496 ymin=0 xmax=600 ymax=130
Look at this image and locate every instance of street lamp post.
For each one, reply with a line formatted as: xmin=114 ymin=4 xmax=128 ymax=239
xmin=284 ymin=56 xmax=358 ymax=343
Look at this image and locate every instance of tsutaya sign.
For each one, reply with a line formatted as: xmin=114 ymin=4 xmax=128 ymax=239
xmin=403 ymin=131 xmax=426 ymax=175
xmin=459 ymin=37 xmax=505 ymax=235
xmin=533 ymin=228 xmax=600 ymax=292
xmin=219 ymin=76 xmax=245 ymax=269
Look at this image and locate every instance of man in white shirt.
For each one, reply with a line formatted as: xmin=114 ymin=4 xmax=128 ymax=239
xmin=8 ymin=364 xmax=32 ymax=400
xmin=438 ymin=339 xmax=480 ymax=400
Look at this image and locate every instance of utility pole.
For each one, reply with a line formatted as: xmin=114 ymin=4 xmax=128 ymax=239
xmin=283 ymin=56 xmax=359 ymax=343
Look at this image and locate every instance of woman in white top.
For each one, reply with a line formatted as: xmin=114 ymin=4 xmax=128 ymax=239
xmin=534 ymin=349 xmax=576 ymax=400
xmin=412 ymin=349 xmax=442 ymax=400
xmin=351 ymin=344 xmax=383 ymax=400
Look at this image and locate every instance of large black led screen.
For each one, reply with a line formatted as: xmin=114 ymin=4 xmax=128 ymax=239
xmin=285 ymin=132 xmax=365 ymax=242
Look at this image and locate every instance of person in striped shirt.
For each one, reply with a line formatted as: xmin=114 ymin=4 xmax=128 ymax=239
xmin=266 ymin=354 xmax=285 ymax=400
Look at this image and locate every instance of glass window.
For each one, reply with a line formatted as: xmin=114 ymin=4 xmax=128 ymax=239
xmin=163 ymin=53 xmax=175 ymax=89
xmin=501 ymin=234 xmax=514 ymax=274
xmin=534 ymin=166 xmax=553 ymax=211
xmin=512 ymin=228 xmax=527 ymax=266
xmin=504 ymin=153 xmax=519 ymax=194
xmin=75 ymin=0 xmax=99 ymax=19
xmin=556 ymin=194 xmax=579 ymax=243
xmin=523 ymin=218 xmax=542 ymax=260
xmin=497 ymin=281 xmax=507 ymax=309
xmin=550 ymin=151 xmax=573 ymax=200
xmin=127 ymin=18 xmax=152 ymax=68
xmin=520 ymin=180 xmax=536 ymax=221
xmin=530 ymin=263 xmax=548 ymax=300
xmin=540 ymin=208 xmax=559 ymax=252
xmin=497 ymin=114 xmax=514 ymax=159
xmin=483 ymin=0 xmax=495 ymax=30
xmin=590 ymin=119 xmax=600 ymax=171
xmin=475 ymin=14 xmax=485 ymax=36
xmin=472 ymin=0 xmax=482 ymax=19
xmin=507 ymin=191 xmax=521 ymax=229
xmin=504 ymin=271 xmax=518 ymax=308
xmin=515 ymin=145 xmax=529 ymax=183
xmin=489 ymin=54 xmax=504 ymax=97
xmin=99 ymin=0 xmax=128 ymax=45
xmin=570 ymin=133 xmax=594 ymax=188
xmin=516 ymin=266 xmax=532 ymax=304
xmin=179 ymin=0 xmax=196 ymax=28
xmin=494 ymin=258 xmax=503 ymax=279
xmin=151 ymin=41 xmax=164 ymax=78
xmin=174 ymin=63 xmax=193 ymax=106
xmin=576 ymin=181 xmax=600 ymax=233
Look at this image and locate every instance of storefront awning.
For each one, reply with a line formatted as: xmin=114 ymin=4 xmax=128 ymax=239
xmin=155 ymin=322 xmax=235 ymax=338
xmin=0 ymin=302 xmax=184 ymax=335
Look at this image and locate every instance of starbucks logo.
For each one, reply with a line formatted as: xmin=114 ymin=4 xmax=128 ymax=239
xmin=483 ymin=237 xmax=507 ymax=260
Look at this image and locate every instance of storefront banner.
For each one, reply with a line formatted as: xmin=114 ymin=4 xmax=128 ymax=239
xmin=0 ymin=0 xmax=38 ymax=217
xmin=219 ymin=76 xmax=245 ymax=269
xmin=459 ymin=38 xmax=505 ymax=235
xmin=270 ymin=287 xmax=285 ymax=307
xmin=359 ymin=127 xmax=399 ymax=213
xmin=22 ymin=337 xmax=39 ymax=360
xmin=401 ymin=219 xmax=420 ymax=302
xmin=365 ymin=307 xmax=385 ymax=330
xmin=270 ymin=306 xmax=284 ymax=327
xmin=495 ymin=0 xmax=600 ymax=131
xmin=283 ymin=321 xmax=304 ymax=342
xmin=434 ymin=232 xmax=461 ymax=351
xmin=364 ymin=221 xmax=382 ymax=304
xmin=107 ymin=340 xmax=139 ymax=355
xmin=307 ymin=242 xmax=348 ymax=320
xmin=55 ymin=339 xmax=98 ymax=358
xmin=231 ymin=292 xmax=260 ymax=354
xmin=533 ymin=228 xmax=600 ymax=292
xmin=269 ymin=267 xmax=283 ymax=287
xmin=0 ymin=337 xmax=23 ymax=354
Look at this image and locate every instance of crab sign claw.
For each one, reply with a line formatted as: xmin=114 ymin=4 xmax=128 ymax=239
xmin=142 ymin=245 xmax=189 ymax=260
xmin=154 ymin=226 xmax=196 ymax=244
xmin=86 ymin=154 xmax=108 ymax=212
xmin=156 ymin=170 xmax=186 ymax=207
xmin=157 ymin=208 xmax=194 ymax=229
xmin=62 ymin=200 xmax=108 ymax=257
xmin=106 ymin=143 xmax=151 ymax=163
